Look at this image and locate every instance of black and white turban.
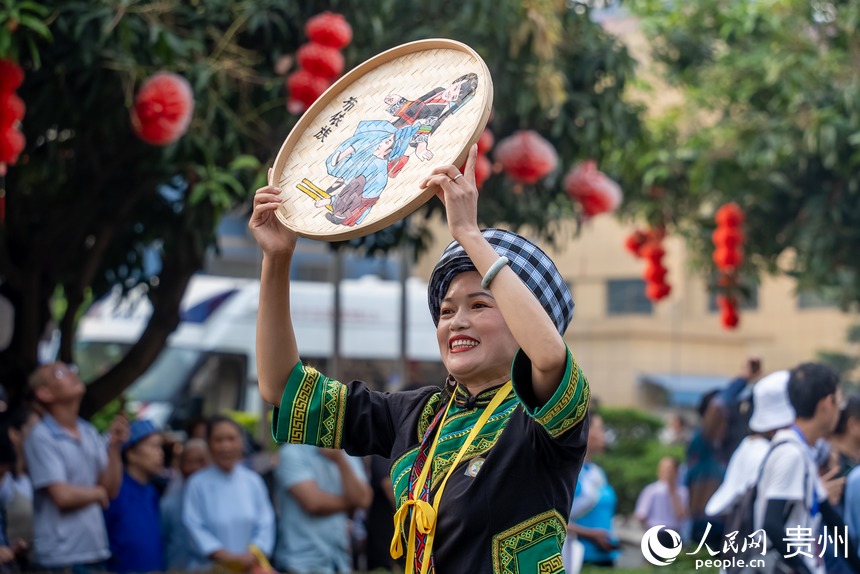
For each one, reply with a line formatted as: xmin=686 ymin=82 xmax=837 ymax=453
xmin=427 ymin=228 xmax=574 ymax=335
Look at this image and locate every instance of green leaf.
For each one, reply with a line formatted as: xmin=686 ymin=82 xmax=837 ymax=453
xmin=19 ymin=14 xmax=52 ymax=40
xmin=228 ymin=155 xmax=260 ymax=171
xmin=188 ymin=183 xmax=208 ymax=206
xmin=17 ymin=2 xmax=49 ymax=17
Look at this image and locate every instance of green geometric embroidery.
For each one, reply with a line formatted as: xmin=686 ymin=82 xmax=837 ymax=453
xmin=416 ymin=392 xmax=443 ymax=440
xmin=491 ymin=510 xmax=567 ymax=574
xmin=319 ymin=379 xmax=347 ymax=448
xmin=537 ymin=554 xmax=565 ymax=574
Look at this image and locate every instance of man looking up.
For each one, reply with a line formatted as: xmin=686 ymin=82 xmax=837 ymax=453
xmin=23 ymin=362 xmax=129 ymax=572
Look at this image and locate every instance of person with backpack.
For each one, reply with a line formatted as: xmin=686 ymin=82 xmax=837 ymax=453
xmin=705 ymin=370 xmax=795 ymax=522
xmin=752 ymin=363 xmax=860 ymax=574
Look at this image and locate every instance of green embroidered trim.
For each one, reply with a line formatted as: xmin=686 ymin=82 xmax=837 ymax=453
xmin=319 ymin=378 xmax=348 ymax=449
xmin=533 ymin=351 xmax=589 ymax=439
xmin=491 ymin=510 xmax=567 ymax=574
xmin=288 ymin=366 xmax=319 ymax=444
xmin=537 ymin=555 xmax=565 ymax=574
xmin=427 ymin=402 xmax=517 ymax=489
xmin=393 ymin=395 xmax=517 ymax=504
xmin=274 ymin=364 xmax=349 ymax=448
xmin=546 ymin=378 xmax=590 ymax=439
xmin=391 ymin=446 xmax=419 ymax=506
xmin=416 ymin=392 xmax=443 ymax=441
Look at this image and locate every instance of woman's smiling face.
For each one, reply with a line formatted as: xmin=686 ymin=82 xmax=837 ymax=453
xmin=436 ymin=271 xmax=518 ymax=389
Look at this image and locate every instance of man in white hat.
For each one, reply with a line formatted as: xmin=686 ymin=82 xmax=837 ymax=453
xmin=706 ymin=370 xmax=795 ymax=519
xmin=755 ymin=363 xmax=860 ymax=574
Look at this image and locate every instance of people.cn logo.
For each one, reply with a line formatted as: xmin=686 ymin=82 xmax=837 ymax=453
xmin=640 ymin=525 xmax=683 ymax=566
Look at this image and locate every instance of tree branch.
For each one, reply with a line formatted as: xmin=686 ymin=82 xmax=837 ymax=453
xmin=79 ymin=215 xmax=208 ymax=419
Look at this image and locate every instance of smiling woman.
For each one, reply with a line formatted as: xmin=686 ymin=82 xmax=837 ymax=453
xmin=251 ymin=145 xmax=590 ymax=574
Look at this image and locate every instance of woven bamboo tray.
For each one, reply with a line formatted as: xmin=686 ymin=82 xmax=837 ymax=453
xmin=272 ymin=38 xmax=493 ymax=241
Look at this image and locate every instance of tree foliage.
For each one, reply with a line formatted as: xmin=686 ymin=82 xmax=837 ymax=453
xmin=626 ymin=0 xmax=860 ymax=308
xmin=0 ymin=0 xmax=647 ymax=412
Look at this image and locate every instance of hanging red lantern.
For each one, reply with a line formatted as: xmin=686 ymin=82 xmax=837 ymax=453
xmin=638 ymin=233 xmax=672 ymax=302
xmin=0 ymin=127 xmax=24 ymax=164
xmin=305 ymin=12 xmax=353 ymax=49
xmin=0 ymin=60 xmax=25 ymax=170
xmin=640 ymin=242 xmax=665 ymax=262
xmin=563 ymin=160 xmax=623 ymax=217
xmin=646 ymin=281 xmax=671 ymax=302
xmin=286 ymin=69 xmax=330 ymax=115
xmin=131 ymin=72 xmax=194 ymax=146
xmin=493 ymin=130 xmax=558 ymax=184
xmin=712 ymin=203 xmax=746 ymax=273
xmin=474 ymin=154 xmax=491 ymax=189
xmin=0 ymin=59 xmax=23 ymax=94
xmin=715 ymin=202 xmax=744 ymax=227
xmin=297 ymin=43 xmax=345 ymax=80
xmin=713 ymin=246 xmax=743 ymax=271
xmin=477 ymin=128 xmax=494 ymax=155
xmin=711 ymin=226 xmax=744 ymax=249
xmin=625 ymin=230 xmax=648 ymax=257
xmin=0 ymin=93 xmax=24 ymax=127
xmin=643 ymin=261 xmax=667 ymax=283
xmin=712 ymin=204 xmax=745 ymax=330
xmin=721 ymin=300 xmax=740 ymax=328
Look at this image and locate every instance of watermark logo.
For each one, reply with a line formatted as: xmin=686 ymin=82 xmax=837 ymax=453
xmin=639 ymin=523 xmax=850 ymax=570
xmin=641 ymin=525 xmax=683 ymax=566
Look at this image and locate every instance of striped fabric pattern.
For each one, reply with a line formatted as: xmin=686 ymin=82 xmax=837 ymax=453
xmin=428 ymin=228 xmax=574 ymax=335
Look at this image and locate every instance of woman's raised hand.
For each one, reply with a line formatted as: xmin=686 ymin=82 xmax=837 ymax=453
xmin=248 ymin=168 xmax=297 ymax=257
xmin=420 ymin=144 xmax=480 ymax=241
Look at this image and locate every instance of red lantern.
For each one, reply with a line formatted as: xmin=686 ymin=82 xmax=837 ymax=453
xmin=715 ymin=202 xmax=744 ymax=227
xmin=713 ymin=247 xmax=743 ymax=270
xmin=0 ymin=127 xmax=24 ymax=164
xmin=0 ymin=93 xmax=24 ymax=127
xmin=477 ymin=129 xmax=494 ymax=155
xmin=625 ymin=230 xmax=647 ymax=257
xmin=493 ymin=130 xmax=558 ymax=184
xmin=721 ymin=307 xmax=740 ymax=328
xmin=563 ymin=160 xmax=622 ymax=217
xmin=305 ymin=12 xmax=353 ymax=49
xmin=297 ymin=43 xmax=345 ymax=80
xmin=717 ymin=294 xmax=740 ymax=329
xmin=643 ymin=261 xmax=667 ymax=283
xmin=475 ymin=154 xmax=491 ymax=189
xmin=640 ymin=242 xmax=665 ymax=262
xmin=286 ymin=69 xmax=330 ymax=114
xmin=0 ymin=59 xmax=23 ymax=93
xmin=711 ymin=227 xmax=744 ymax=249
xmin=131 ymin=72 xmax=194 ymax=146
xmin=646 ymin=281 xmax=671 ymax=302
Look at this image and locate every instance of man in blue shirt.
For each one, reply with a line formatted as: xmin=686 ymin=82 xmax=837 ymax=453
xmin=104 ymin=419 xmax=165 ymax=574
xmin=274 ymin=445 xmax=371 ymax=574
xmin=24 ymin=362 xmax=128 ymax=572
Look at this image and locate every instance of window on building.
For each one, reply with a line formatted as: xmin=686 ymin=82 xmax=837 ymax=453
xmin=606 ymin=279 xmax=653 ymax=315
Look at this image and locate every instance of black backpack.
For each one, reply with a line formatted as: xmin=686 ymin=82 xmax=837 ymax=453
xmin=723 ymin=440 xmax=808 ymax=574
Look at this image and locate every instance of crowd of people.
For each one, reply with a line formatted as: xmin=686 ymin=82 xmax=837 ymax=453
xmin=0 ymin=362 xmax=392 ymax=574
xmin=564 ymin=359 xmax=860 ymax=574
xmin=10 ymin=356 xmax=860 ymax=573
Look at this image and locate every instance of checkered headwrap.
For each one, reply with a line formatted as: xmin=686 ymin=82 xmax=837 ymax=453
xmin=428 ymin=229 xmax=574 ymax=335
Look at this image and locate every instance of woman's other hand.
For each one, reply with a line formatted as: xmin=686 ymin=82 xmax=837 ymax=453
xmin=248 ymin=168 xmax=297 ymax=257
xmin=420 ymin=143 xmax=480 ymax=242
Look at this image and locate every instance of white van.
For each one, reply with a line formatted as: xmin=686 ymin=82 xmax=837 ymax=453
xmin=75 ymin=274 xmax=444 ymax=429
